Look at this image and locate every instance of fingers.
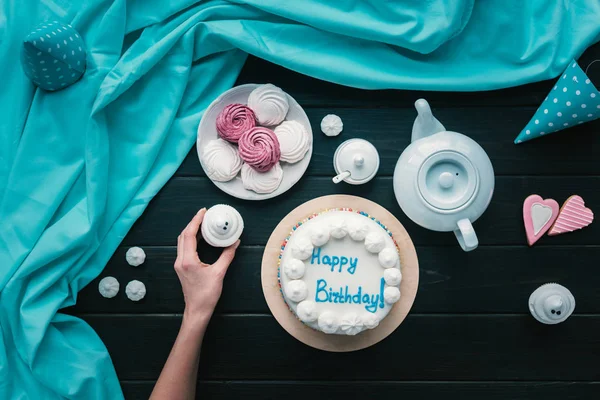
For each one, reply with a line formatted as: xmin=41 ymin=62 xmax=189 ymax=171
xmin=180 ymin=208 xmax=206 ymax=266
xmin=175 ymin=233 xmax=183 ymax=269
xmin=214 ymin=240 xmax=240 ymax=275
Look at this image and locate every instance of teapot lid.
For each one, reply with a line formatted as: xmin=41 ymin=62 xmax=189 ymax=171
xmin=333 ymin=139 xmax=380 ymax=184
xmin=417 ymin=151 xmax=478 ymax=211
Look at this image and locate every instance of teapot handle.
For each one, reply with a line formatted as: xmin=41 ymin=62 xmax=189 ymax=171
xmin=454 ymin=218 xmax=478 ymax=252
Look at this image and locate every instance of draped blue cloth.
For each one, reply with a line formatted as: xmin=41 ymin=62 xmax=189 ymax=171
xmin=1 ymin=0 xmax=599 ymax=398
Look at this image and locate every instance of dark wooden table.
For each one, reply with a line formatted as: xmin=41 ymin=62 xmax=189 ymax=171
xmin=70 ymin=44 xmax=600 ymax=399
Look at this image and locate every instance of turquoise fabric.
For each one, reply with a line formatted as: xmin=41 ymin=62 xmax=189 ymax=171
xmin=1 ymin=0 xmax=599 ymax=398
xmin=515 ymin=60 xmax=600 ymax=143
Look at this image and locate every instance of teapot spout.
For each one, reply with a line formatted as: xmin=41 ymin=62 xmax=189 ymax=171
xmin=411 ymin=98 xmax=446 ymax=142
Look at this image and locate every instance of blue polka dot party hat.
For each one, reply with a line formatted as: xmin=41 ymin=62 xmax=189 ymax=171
xmin=515 ymin=59 xmax=600 ymax=144
xmin=20 ymin=21 xmax=87 ymax=91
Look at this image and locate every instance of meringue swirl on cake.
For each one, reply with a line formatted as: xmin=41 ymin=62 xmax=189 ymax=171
xmin=216 ymin=103 xmax=257 ymax=143
xmin=202 ymin=139 xmax=243 ymax=182
xmin=247 ymin=84 xmax=290 ymax=126
xmin=238 ymin=127 xmax=281 ymax=172
xmin=240 ymin=162 xmax=283 ymax=194
xmin=274 ymin=120 xmax=311 ymax=164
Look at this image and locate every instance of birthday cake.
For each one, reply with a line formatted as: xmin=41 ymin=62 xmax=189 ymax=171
xmin=278 ymin=208 xmax=402 ymax=335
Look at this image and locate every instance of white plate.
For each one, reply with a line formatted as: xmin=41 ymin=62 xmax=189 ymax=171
xmin=197 ymin=84 xmax=313 ymax=200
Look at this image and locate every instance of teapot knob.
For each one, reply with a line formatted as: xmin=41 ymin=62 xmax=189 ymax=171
xmin=438 ymin=172 xmax=454 ymax=189
xmin=353 ymin=154 xmax=364 ymax=167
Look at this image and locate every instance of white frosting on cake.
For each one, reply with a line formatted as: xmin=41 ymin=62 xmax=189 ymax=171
xmin=279 ymin=210 xmax=402 ymax=335
xmin=321 ymin=114 xmax=343 ymax=137
xmin=202 ymin=139 xmax=243 ymax=182
xmin=247 ymin=83 xmax=289 ymax=126
xmin=284 ymin=258 xmax=306 ymax=279
xmin=378 ymin=247 xmax=399 ymax=268
xmin=274 ymin=120 xmax=311 ymax=163
xmin=364 ymin=231 xmax=386 ymax=253
xmin=241 ymin=162 xmax=283 ymax=194
xmin=348 ymin=220 xmax=370 ymax=241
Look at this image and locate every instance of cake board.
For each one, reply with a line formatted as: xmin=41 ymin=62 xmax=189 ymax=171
xmin=261 ymin=194 xmax=419 ymax=352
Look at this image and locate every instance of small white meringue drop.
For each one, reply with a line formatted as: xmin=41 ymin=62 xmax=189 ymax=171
xmin=285 ymin=280 xmax=308 ymax=302
xmin=339 ymin=313 xmax=364 ymax=336
xmin=329 ymin=218 xmax=348 ymax=239
xmin=284 ymin=258 xmax=306 ymax=280
xmin=297 ymin=300 xmax=319 ymax=322
xmin=321 ymin=114 xmax=343 ymax=137
xmin=348 ymin=221 xmax=369 ymax=241
xmin=383 ymin=268 xmax=402 ymax=286
xmin=317 ymin=311 xmax=339 ymax=334
xmin=378 ymin=247 xmax=399 ymax=268
xmin=310 ymin=224 xmax=330 ymax=247
xmin=126 ymin=247 xmax=146 ymax=267
xmin=362 ymin=313 xmax=380 ymax=329
xmin=126 ymin=280 xmax=146 ymax=302
xmin=291 ymin=236 xmax=314 ymax=260
xmin=364 ymin=232 xmax=385 ymax=253
xmin=384 ymin=286 xmax=400 ymax=304
xmin=98 ymin=276 xmax=120 ymax=299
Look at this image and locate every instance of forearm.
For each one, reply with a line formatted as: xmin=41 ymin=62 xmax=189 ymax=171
xmin=150 ymin=312 xmax=210 ymax=400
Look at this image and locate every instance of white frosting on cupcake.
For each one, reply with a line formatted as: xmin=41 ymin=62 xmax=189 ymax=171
xmin=384 ymin=286 xmax=400 ymax=304
xmin=348 ymin=220 xmax=370 ymax=241
xmin=317 ymin=311 xmax=339 ymax=334
xmin=241 ymin=162 xmax=283 ymax=194
xmin=285 ymin=280 xmax=308 ymax=302
xmin=310 ymin=224 xmax=330 ymax=247
xmin=126 ymin=247 xmax=146 ymax=267
xmin=202 ymin=139 xmax=243 ymax=182
xmin=248 ymin=84 xmax=289 ymax=126
xmin=383 ymin=268 xmax=402 ymax=286
xmin=362 ymin=313 xmax=380 ymax=329
xmin=98 ymin=276 xmax=120 ymax=299
xmin=290 ymin=235 xmax=314 ymax=260
xmin=329 ymin=218 xmax=348 ymax=239
xmin=284 ymin=258 xmax=306 ymax=279
xmin=321 ymin=114 xmax=343 ymax=137
xmin=126 ymin=280 xmax=146 ymax=301
xmin=378 ymin=247 xmax=399 ymax=268
xmin=364 ymin=232 xmax=386 ymax=253
xmin=297 ymin=300 xmax=319 ymax=322
xmin=275 ymin=120 xmax=311 ymax=164
xmin=340 ymin=313 xmax=364 ymax=336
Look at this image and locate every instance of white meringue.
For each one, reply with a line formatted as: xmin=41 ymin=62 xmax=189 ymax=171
xmin=321 ymin=114 xmax=343 ymax=137
xmin=329 ymin=218 xmax=348 ymax=239
xmin=202 ymin=139 xmax=243 ymax=182
xmin=290 ymin=235 xmax=314 ymax=260
xmin=362 ymin=313 xmax=380 ymax=329
xmin=384 ymin=286 xmax=400 ymax=304
xmin=285 ymin=280 xmax=308 ymax=302
xmin=240 ymin=162 xmax=283 ymax=194
xmin=297 ymin=300 xmax=319 ymax=323
xmin=247 ymin=84 xmax=289 ymax=126
xmin=274 ymin=120 xmax=311 ymax=164
xmin=317 ymin=311 xmax=339 ymax=334
xmin=310 ymin=224 xmax=330 ymax=247
xmin=383 ymin=268 xmax=402 ymax=286
xmin=126 ymin=247 xmax=146 ymax=267
xmin=348 ymin=220 xmax=370 ymax=241
xmin=340 ymin=313 xmax=364 ymax=336
xmin=364 ymin=232 xmax=386 ymax=253
xmin=126 ymin=280 xmax=146 ymax=301
xmin=283 ymin=258 xmax=306 ymax=279
xmin=98 ymin=276 xmax=120 ymax=299
xmin=378 ymin=247 xmax=399 ymax=268
xmin=201 ymin=204 xmax=244 ymax=247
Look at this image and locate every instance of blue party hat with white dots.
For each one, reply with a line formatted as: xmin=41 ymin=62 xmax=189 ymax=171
xmin=515 ymin=59 xmax=600 ymax=144
xmin=20 ymin=21 xmax=87 ymax=92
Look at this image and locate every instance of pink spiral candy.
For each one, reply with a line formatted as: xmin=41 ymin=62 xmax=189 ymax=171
xmin=216 ymin=103 xmax=257 ymax=143
xmin=238 ymin=127 xmax=281 ymax=172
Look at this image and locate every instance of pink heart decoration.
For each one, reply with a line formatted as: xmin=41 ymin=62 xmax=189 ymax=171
xmin=549 ymin=195 xmax=594 ymax=236
xmin=523 ymin=195 xmax=559 ymax=246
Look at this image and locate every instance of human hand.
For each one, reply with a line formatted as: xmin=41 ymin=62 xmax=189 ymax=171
xmin=174 ymin=208 xmax=240 ymax=327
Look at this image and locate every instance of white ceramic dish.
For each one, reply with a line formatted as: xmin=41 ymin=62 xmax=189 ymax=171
xmin=197 ymin=84 xmax=313 ymax=200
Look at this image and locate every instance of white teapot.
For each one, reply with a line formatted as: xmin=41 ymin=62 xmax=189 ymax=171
xmin=393 ymin=99 xmax=494 ymax=252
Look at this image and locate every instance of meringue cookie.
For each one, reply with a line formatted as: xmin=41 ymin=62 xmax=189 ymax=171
xmin=241 ymin=162 xmax=283 ymax=194
xmin=384 ymin=286 xmax=401 ymax=304
xmin=126 ymin=247 xmax=146 ymax=267
xmin=248 ymin=84 xmax=290 ymax=126
xmin=201 ymin=204 xmax=244 ymax=247
xmin=285 ymin=280 xmax=308 ymax=302
xmin=364 ymin=232 xmax=386 ymax=253
xmin=340 ymin=313 xmax=364 ymax=336
xmin=290 ymin=235 xmax=314 ymax=260
xmin=348 ymin=221 xmax=370 ymax=241
xmin=383 ymin=268 xmax=402 ymax=286
xmin=329 ymin=218 xmax=348 ymax=239
xmin=362 ymin=313 xmax=380 ymax=329
xmin=98 ymin=276 xmax=120 ymax=299
xmin=321 ymin=114 xmax=343 ymax=137
xmin=317 ymin=311 xmax=339 ymax=334
xmin=202 ymin=139 xmax=243 ymax=182
xmin=284 ymin=258 xmax=306 ymax=279
xmin=274 ymin=120 xmax=311 ymax=164
xmin=310 ymin=224 xmax=330 ymax=247
xmin=126 ymin=280 xmax=146 ymax=301
xmin=216 ymin=103 xmax=256 ymax=143
xmin=297 ymin=301 xmax=319 ymax=323
xmin=238 ymin=127 xmax=281 ymax=172
xmin=378 ymin=247 xmax=399 ymax=268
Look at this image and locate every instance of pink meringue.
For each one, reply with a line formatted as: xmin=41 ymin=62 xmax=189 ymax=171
xmin=238 ymin=127 xmax=281 ymax=172
xmin=216 ymin=103 xmax=257 ymax=143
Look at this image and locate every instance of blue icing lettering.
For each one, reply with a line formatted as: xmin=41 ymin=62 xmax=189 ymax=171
xmin=348 ymin=258 xmax=357 ymax=275
xmin=310 ymin=248 xmax=358 ymax=274
xmin=315 ymin=279 xmax=328 ymax=302
xmin=311 ymin=247 xmax=321 ymax=264
xmin=315 ymin=279 xmax=382 ymax=313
